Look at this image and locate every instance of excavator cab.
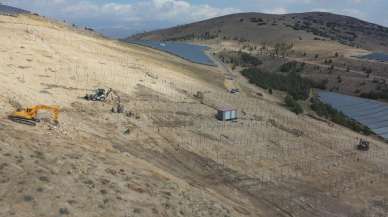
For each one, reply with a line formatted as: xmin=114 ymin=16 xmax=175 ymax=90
xmin=84 ymin=88 xmax=112 ymax=101
xmin=357 ymin=139 xmax=370 ymax=151
xmin=96 ymin=88 xmax=105 ymax=95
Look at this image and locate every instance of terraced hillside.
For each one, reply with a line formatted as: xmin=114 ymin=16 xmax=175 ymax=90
xmin=1 ymin=12 xmax=388 ymax=217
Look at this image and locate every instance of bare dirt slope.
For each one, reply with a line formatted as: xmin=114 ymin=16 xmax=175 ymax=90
xmin=1 ymin=14 xmax=388 ymax=217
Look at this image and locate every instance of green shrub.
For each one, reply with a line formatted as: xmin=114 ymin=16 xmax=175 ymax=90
xmin=280 ymin=61 xmax=304 ymax=73
xmin=240 ymin=52 xmax=262 ymax=66
xmin=285 ymin=95 xmax=304 ymax=114
xmin=311 ymin=79 xmax=328 ymax=90
xmin=324 ymin=59 xmax=333 ymax=64
xmin=360 ymin=90 xmax=388 ymax=100
xmin=241 ymin=68 xmax=312 ymax=100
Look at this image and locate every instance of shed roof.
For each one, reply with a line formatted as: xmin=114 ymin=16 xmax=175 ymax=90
xmin=217 ymin=107 xmax=236 ymax=112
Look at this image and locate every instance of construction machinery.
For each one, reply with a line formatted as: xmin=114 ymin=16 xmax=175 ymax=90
xmin=9 ymin=105 xmax=60 ymax=126
xmin=357 ymin=139 xmax=370 ymax=151
xmin=84 ymin=88 xmax=124 ymax=113
xmin=230 ymin=88 xmax=240 ymax=94
xmin=84 ymin=88 xmax=112 ymax=101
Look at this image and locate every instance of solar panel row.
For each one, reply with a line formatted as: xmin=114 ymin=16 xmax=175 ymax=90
xmin=318 ymin=91 xmax=388 ymax=140
xmin=126 ymin=40 xmax=216 ymax=66
xmin=359 ymin=52 xmax=388 ymax=62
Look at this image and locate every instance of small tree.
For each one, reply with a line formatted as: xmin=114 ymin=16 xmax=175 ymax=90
xmin=366 ymin=68 xmax=372 ymax=78
xmin=274 ymin=42 xmax=294 ymax=58
xmin=337 ymin=75 xmax=342 ymax=83
xmin=285 ymin=95 xmax=303 ymax=114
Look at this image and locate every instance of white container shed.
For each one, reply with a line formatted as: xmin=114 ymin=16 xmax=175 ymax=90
xmin=217 ymin=107 xmax=237 ymax=121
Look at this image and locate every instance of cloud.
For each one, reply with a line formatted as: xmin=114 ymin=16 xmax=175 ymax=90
xmin=1 ymin=0 xmax=239 ymax=36
xmin=2 ymin=0 xmax=387 ymax=36
xmin=263 ymin=7 xmax=288 ymax=14
xmin=0 ymin=0 xmax=240 ymax=37
xmin=341 ymin=8 xmax=366 ymax=18
xmin=138 ymin=0 xmax=239 ymax=21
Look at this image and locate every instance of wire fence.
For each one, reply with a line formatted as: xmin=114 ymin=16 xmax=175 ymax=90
xmin=2 ymin=23 xmax=388 ymax=215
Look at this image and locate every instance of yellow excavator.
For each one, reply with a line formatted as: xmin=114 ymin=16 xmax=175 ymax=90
xmin=8 ymin=105 xmax=60 ymax=126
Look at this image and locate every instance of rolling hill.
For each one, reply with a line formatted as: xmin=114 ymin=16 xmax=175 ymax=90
xmin=0 ymin=3 xmax=29 ymax=15
xmin=129 ymin=12 xmax=388 ymax=52
xmin=128 ymin=12 xmax=388 ymax=102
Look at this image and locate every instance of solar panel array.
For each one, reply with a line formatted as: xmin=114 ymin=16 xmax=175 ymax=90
xmin=318 ymin=91 xmax=388 ymax=140
xmin=359 ymin=52 xmax=388 ymax=62
xmin=0 ymin=4 xmax=30 ymax=15
xmin=126 ymin=40 xmax=216 ymax=66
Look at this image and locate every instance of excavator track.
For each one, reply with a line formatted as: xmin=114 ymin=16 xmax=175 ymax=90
xmin=8 ymin=116 xmax=37 ymax=126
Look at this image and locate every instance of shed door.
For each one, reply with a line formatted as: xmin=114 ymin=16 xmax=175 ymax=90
xmin=231 ymin=110 xmax=236 ymax=119
xmin=225 ymin=111 xmax=231 ymax=120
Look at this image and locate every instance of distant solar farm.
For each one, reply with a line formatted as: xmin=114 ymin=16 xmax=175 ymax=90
xmin=126 ymin=40 xmax=216 ymax=66
xmin=319 ymin=91 xmax=388 ymax=140
xmin=358 ymin=52 xmax=388 ymax=62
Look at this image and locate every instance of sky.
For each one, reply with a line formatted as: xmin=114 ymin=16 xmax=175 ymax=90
xmin=1 ymin=0 xmax=387 ymax=38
